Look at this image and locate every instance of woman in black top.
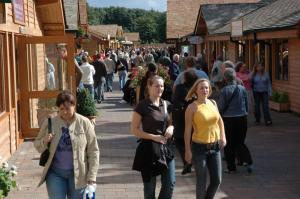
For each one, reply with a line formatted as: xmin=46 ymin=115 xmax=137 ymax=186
xmin=131 ymin=75 xmax=176 ymax=199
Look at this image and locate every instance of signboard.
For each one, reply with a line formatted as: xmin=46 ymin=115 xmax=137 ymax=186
xmin=231 ymin=20 xmax=243 ymax=37
xmin=12 ymin=0 xmax=25 ymax=25
xmin=188 ymin=36 xmax=203 ymax=44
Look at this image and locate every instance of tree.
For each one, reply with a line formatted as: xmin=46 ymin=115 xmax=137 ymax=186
xmin=87 ymin=6 xmax=166 ymax=43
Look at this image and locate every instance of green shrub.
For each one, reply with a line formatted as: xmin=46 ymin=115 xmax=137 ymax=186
xmin=76 ymin=89 xmax=98 ymax=117
xmin=278 ymin=92 xmax=289 ymax=103
xmin=270 ymin=91 xmax=280 ymax=102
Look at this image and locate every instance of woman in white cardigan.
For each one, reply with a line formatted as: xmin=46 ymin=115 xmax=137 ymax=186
xmin=34 ymin=90 xmax=99 ymax=199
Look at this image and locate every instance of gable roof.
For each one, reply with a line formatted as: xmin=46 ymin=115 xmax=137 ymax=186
xmin=63 ymin=0 xmax=79 ymax=31
xmin=166 ymin=0 xmax=260 ymax=39
xmin=197 ymin=3 xmax=262 ymax=35
xmin=213 ymin=0 xmax=300 ymax=35
xmin=89 ymin=25 xmax=123 ymax=38
xmin=124 ymin=32 xmax=140 ymax=42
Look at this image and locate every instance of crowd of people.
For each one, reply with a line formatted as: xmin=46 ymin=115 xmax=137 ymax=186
xmin=35 ymin=45 xmax=273 ymax=199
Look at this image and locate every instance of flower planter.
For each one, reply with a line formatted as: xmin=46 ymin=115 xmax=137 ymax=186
xmin=269 ymin=100 xmax=290 ymax=112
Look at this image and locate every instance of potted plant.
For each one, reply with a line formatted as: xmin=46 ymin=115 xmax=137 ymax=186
xmin=76 ymin=88 xmax=98 ymax=124
xmin=269 ymin=91 xmax=290 ymax=112
xmin=37 ymin=98 xmax=57 ymax=127
xmin=0 ymin=159 xmax=18 ymax=198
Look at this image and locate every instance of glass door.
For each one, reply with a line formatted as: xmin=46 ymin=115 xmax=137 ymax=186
xmin=19 ymin=35 xmax=75 ymax=138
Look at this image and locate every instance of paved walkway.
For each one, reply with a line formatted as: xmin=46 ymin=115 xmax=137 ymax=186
xmin=7 ymin=80 xmax=300 ymax=199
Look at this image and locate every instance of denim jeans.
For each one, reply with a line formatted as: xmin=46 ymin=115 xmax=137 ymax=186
xmin=94 ymin=77 xmax=106 ymax=101
xmin=118 ymin=70 xmax=127 ymax=90
xmin=192 ymin=142 xmax=222 ymax=199
xmin=253 ymin=91 xmax=272 ymax=124
xmin=46 ymin=167 xmax=84 ymax=199
xmin=105 ymin=73 xmax=114 ymax=92
xmin=83 ymin=84 xmax=95 ymax=101
xmin=143 ymin=159 xmax=176 ymax=199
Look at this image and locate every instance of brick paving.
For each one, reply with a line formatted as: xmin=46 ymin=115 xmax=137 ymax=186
xmin=7 ymin=79 xmax=300 ymax=199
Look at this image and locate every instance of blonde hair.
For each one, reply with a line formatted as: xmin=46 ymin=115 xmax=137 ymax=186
xmin=145 ymin=75 xmax=164 ymax=98
xmin=185 ymin=78 xmax=212 ymax=101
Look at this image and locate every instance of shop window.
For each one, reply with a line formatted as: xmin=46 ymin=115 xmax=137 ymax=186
xmin=275 ymin=40 xmax=288 ymax=81
xmin=0 ymin=34 xmax=5 ymax=113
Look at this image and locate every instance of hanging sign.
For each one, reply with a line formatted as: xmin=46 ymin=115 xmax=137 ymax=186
xmin=12 ymin=0 xmax=25 ymax=25
xmin=231 ymin=20 xmax=243 ymax=37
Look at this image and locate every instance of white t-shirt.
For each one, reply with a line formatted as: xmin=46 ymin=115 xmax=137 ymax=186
xmin=80 ymin=62 xmax=95 ymax=85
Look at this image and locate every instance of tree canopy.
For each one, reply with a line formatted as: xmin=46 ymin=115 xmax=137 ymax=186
xmin=88 ymin=6 xmax=166 ymax=43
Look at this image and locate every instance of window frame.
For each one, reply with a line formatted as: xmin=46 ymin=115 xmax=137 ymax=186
xmin=275 ymin=39 xmax=289 ymax=81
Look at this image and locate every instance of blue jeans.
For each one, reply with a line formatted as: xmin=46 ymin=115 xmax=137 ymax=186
xmin=253 ymin=91 xmax=272 ymax=124
xmin=105 ymin=73 xmax=114 ymax=92
xmin=143 ymin=159 xmax=176 ymax=199
xmin=46 ymin=167 xmax=84 ymax=199
xmin=192 ymin=142 xmax=222 ymax=199
xmin=83 ymin=84 xmax=95 ymax=100
xmin=118 ymin=70 xmax=127 ymax=90
xmin=94 ymin=77 xmax=106 ymax=101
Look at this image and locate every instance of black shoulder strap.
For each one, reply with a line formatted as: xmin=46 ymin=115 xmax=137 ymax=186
xmin=222 ymin=85 xmax=239 ymax=114
xmin=47 ymin=117 xmax=52 ymax=148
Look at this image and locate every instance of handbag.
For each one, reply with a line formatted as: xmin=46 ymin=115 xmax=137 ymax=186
xmin=39 ymin=117 xmax=52 ymax=167
xmin=151 ymin=100 xmax=175 ymax=162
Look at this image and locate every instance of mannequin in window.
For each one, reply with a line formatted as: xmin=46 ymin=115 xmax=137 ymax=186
xmin=46 ymin=58 xmax=56 ymax=90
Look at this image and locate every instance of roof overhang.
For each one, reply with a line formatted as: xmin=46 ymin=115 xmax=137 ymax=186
xmin=36 ymin=0 xmax=65 ymax=36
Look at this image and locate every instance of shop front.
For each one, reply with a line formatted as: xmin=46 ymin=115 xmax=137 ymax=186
xmin=0 ymin=0 xmax=77 ymax=159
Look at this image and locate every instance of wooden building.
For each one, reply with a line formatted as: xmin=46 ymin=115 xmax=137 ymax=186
xmin=0 ymin=0 xmax=83 ymax=160
xmin=124 ymin=32 xmax=140 ymax=48
xmin=166 ymin=0 xmax=259 ymax=55
xmin=193 ymin=0 xmax=300 ymax=113
xmin=88 ymin=24 xmax=124 ymax=49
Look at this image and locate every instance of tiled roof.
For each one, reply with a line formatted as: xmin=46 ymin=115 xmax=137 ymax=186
xmin=200 ymin=3 xmax=262 ymax=34
xmin=124 ymin=32 xmax=140 ymax=42
xmin=63 ymin=0 xmax=79 ymax=30
xmin=89 ymin=25 xmax=123 ymax=38
xmin=213 ymin=0 xmax=300 ymax=35
xmin=166 ymin=0 xmax=260 ymax=39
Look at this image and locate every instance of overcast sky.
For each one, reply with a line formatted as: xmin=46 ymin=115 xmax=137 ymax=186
xmin=87 ymin=0 xmax=167 ymax=12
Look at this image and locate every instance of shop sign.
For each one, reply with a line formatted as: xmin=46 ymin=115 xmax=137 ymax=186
xmin=12 ymin=0 xmax=25 ymax=25
xmin=188 ymin=36 xmax=203 ymax=44
xmin=231 ymin=20 xmax=243 ymax=37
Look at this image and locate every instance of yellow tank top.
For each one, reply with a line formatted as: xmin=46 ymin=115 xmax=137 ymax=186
xmin=192 ymin=100 xmax=220 ymax=144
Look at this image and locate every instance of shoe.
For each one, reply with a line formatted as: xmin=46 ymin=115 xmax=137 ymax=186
xmin=246 ymin=165 xmax=253 ymax=174
xmin=224 ymin=169 xmax=237 ymax=174
xmin=266 ymin=121 xmax=272 ymax=126
xmin=181 ymin=164 xmax=192 ymax=175
xmin=119 ymin=100 xmax=127 ymax=104
xmin=97 ymin=100 xmax=102 ymax=104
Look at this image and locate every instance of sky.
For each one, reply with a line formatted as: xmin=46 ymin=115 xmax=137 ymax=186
xmin=87 ymin=0 xmax=167 ymax=12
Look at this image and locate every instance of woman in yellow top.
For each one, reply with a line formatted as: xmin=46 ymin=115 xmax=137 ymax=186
xmin=184 ymin=78 xmax=226 ymax=199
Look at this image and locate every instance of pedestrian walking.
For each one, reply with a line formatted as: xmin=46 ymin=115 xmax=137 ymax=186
xmin=184 ymin=78 xmax=226 ymax=199
xmin=250 ymin=63 xmax=272 ymax=125
xmin=104 ymin=53 xmax=116 ymax=92
xmin=93 ymin=54 xmax=107 ymax=103
xmin=172 ymin=70 xmax=198 ymax=175
xmin=131 ymin=75 xmax=176 ymax=199
xmin=80 ymin=55 xmax=96 ymax=100
xmin=34 ymin=90 xmax=99 ymax=199
xmin=217 ymin=68 xmax=253 ymax=174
